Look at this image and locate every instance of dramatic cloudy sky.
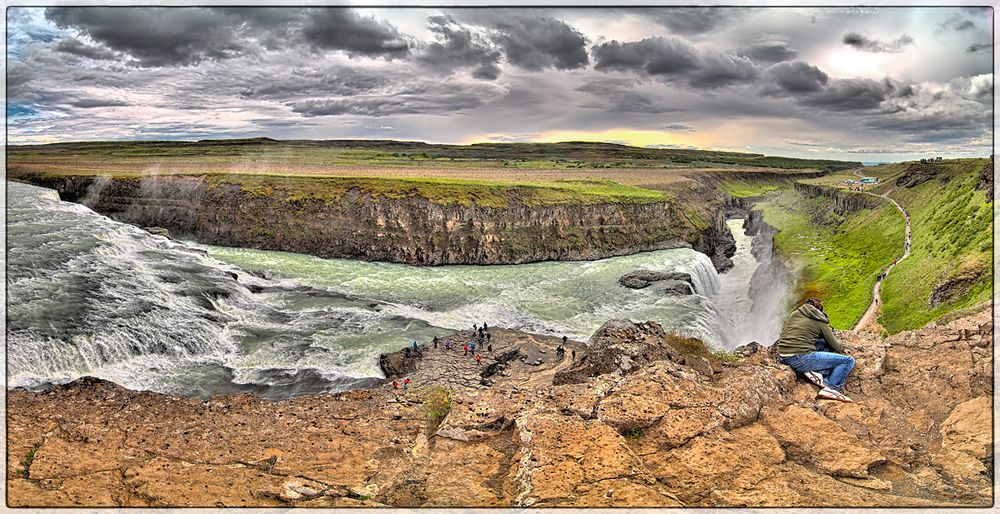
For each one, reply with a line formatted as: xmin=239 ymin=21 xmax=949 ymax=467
xmin=6 ymin=6 xmax=994 ymax=161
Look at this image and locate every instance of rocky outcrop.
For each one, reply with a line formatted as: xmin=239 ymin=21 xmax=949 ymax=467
xmin=699 ymin=207 xmax=737 ymax=271
xmin=661 ymin=281 xmax=694 ymax=296
xmin=618 ymin=270 xmax=694 ymax=290
xmin=929 ymin=268 xmax=988 ymax=307
xmin=724 ymin=194 xmax=771 ymax=218
xmin=976 ymin=158 xmax=994 ymax=202
xmin=895 ymin=162 xmax=946 ymax=188
xmin=379 ymin=347 xmax=423 ymax=378
xmin=12 ymin=174 xmax=737 ymax=269
xmin=6 ymin=307 xmax=992 ymax=507
xmin=794 ymin=182 xmax=879 ymax=216
xmin=552 ymin=320 xmax=681 ymax=385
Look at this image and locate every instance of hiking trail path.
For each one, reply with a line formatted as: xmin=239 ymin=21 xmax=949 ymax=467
xmin=851 ymin=169 xmax=911 ymax=331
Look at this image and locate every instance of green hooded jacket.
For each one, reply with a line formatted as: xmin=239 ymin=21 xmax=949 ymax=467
xmin=776 ymin=304 xmax=843 ymax=355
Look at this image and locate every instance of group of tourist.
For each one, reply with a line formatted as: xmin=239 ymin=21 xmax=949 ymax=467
xmin=391 ymin=324 xmax=583 ymax=394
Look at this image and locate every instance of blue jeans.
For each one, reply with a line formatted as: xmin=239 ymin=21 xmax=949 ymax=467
xmin=779 ymin=339 xmax=855 ymax=391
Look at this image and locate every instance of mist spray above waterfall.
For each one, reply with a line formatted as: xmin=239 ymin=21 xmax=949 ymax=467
xmin=714 ymin=218 xmax=791 ymax=349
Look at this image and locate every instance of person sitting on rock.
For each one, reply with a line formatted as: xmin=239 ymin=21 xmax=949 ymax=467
xmin=776 ymin=298 xmax=855 ymax=403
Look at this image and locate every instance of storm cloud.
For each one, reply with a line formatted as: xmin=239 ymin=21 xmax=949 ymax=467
xmin=765 ymin=61 xmax=829 ymax=93
xmin=301 ymin=8 xmax=410 ymax=57
xmin=46 ymin=7 xmax=247 ymax=66
xmin=800 ymin=78 xmax=910 ymax=112
xmin=842 ymin=32 xmax=914 ymax=53
xmin=641 ymin=7 xmax=739 ymax=35
xmin=738 ymin=42 xmax=798 ymax=64
xmin=417 ymin=14 xmax=502 ymax=79
xmin=55 ymin=37 xmax=117 ymax=60
xmin=492 ymin=16 xmax=589 ymax=71
xmin=592 ymin=37 xmax=760 ymax=88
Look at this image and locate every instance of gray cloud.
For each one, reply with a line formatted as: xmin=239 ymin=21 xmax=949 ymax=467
xmin=7 ymin=7 xmax=992 ymax=160
xmin=592 ymin=37 xmax=760 ymax=88
xmin=738 ymin=42 xmax=798 ymax=64
xmin=641 ymin=7 xmax=739 ymax=35
xmin=765 ymin=61 xmax=829 ymax=93
xmin=861 ymin=109 xmax=989 ymax=144
xmin=800 ymin=78 xmax=908 ymax=112
xmin=55 ymin=37 xmax=117 ymax=60
xmin=301 ymin=8 xmax=410 ymax=57
xmin=417 ymin=15 xmax=502 ymax=79
xmin=967 ymin=42 xmax=992 ymax=53
xmin=291 ymin=92 xmax=484 ymax=117
xmin=239 ymin=67 xmax=387 ymax=100
xmin=576 ymin=78 xmax=681 ymax=114
xmin=68 ymin=98 xmax=130 ymax=108
xmin=604 ymin=92 xmax=681 ymax=113
xmin=492 ymin=16 xmax=589 ymax=71
xmin=937 ymin=16 xmax=975 ymax=32
xmin=842 ymin=32 xmax=914 ymax=53
xmin=46 ymin=7 xmax=413 ymax=66
xmin=46 ymin=7 xmax=247 ymax=66
xmin=6 ymin=61 xmax=37 ymax=101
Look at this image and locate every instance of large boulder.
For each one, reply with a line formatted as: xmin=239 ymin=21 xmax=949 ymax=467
xmin=661 ymin=280 xmax=694 ymax=296
xmin=378 ymin=347 xmax=422 ymax=379
xmin=618 ymin=270 xmax=694 ymax=291
xmin=553 ymin=320 xmax=683 ymax=385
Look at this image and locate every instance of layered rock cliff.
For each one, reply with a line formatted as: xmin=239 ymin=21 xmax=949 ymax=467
xmin=794 ymin=182 xmax=880 ymax=216
xmin=12 ymin=174 xmax=735 ymax=269
xmin=7 ymin=306 xmax=992 ymax=508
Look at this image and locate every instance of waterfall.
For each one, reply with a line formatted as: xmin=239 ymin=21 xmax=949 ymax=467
xmin=8 ymin=180 xmax=764 ymax=398
xmin=7 ymin=181 xmax=243 ymax=393
xmin=714 ymin=218 xmax=791 ymax=349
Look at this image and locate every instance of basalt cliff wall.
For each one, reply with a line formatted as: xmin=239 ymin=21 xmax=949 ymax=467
xmin=13 ymin=174 xmax=737 ymax=269
xmin=794 ymin=181 xmax=880 ymax=216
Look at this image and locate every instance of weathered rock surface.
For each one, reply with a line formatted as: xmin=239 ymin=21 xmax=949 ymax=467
xmin=976 ymin=157 xmax=994 ymax=200
xmin=661 ymin=280 xmax=694 ymax=296
xmin=6 ymin=306 xmax=992 ymax=507
xmin=895 ymin=162 xmax=946 ymax=188
xmin=552 ymin=319 xmax=685 ymax=385
xmin=618 ymin=270 xmax=694 ymax=290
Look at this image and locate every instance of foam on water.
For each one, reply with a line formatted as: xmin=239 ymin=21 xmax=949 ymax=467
xmin=7 ymin=180 xmax=769 ymax=399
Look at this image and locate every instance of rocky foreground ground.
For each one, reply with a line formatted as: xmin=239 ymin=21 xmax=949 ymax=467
xmin=6 ymin=305 xmax=993 ymax=508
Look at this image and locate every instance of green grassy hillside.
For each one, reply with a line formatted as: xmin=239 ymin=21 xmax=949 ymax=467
xmin=762 ymin=157 xmax=992 ymax=333
xmin=758 ymin=191 xmax=905 ymax=330
xmin=875 ymin=158 xmax=993 ymax=333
